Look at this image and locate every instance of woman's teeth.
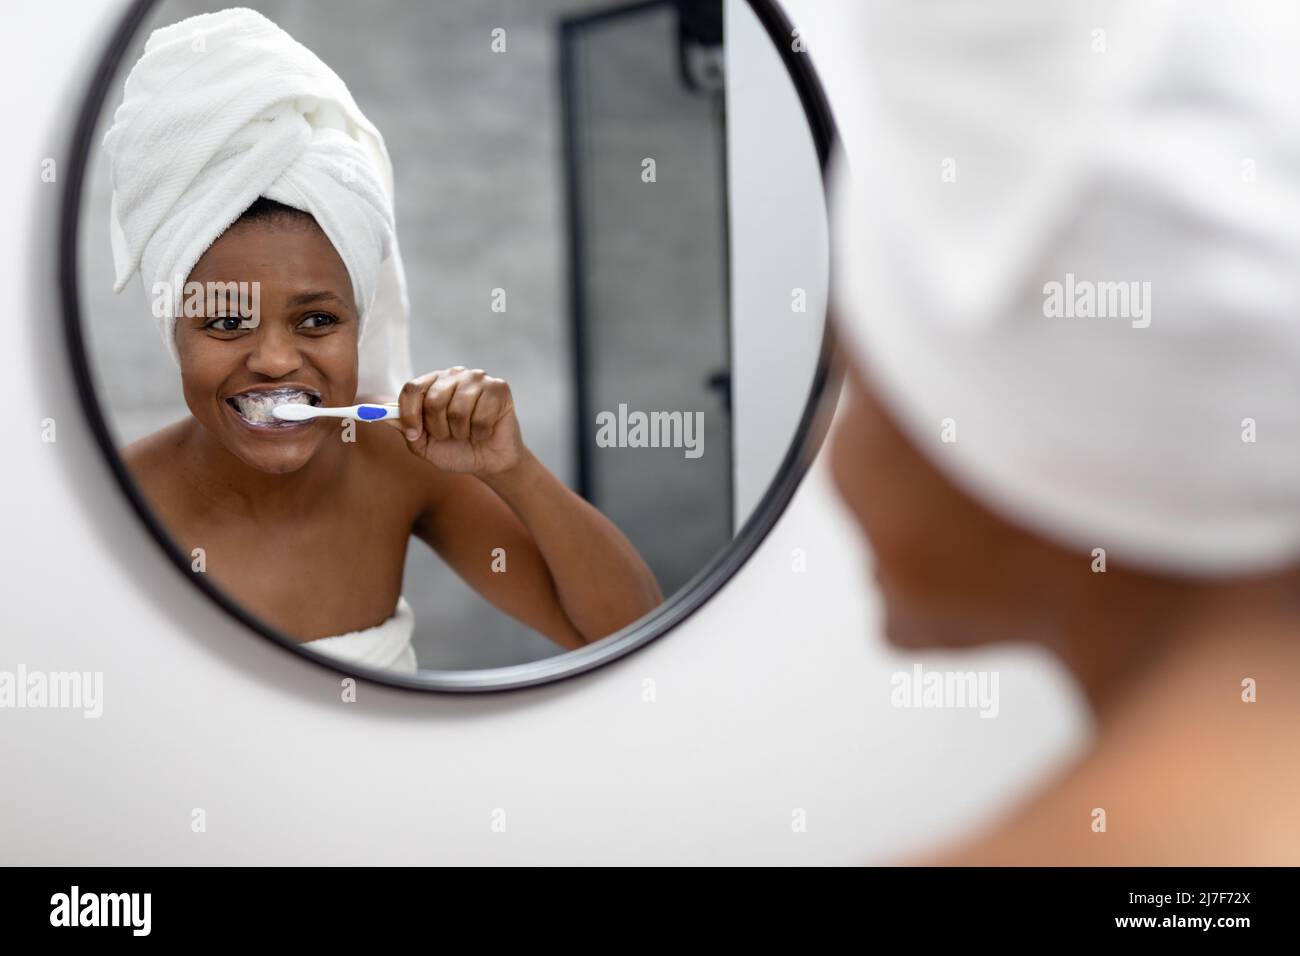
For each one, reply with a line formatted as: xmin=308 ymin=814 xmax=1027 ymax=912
xmin=228 ymin=389 xmax=318 ymax=427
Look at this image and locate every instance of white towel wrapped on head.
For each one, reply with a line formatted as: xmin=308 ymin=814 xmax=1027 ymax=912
xmin=103 ymin=6 xmax=412 ymax=397
xmin=826 ymin=0 xmax=1300 ymax=577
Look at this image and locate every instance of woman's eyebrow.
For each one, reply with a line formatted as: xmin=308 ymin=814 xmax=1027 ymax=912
xmin=285 ymin=290 xmax=343 ymax=306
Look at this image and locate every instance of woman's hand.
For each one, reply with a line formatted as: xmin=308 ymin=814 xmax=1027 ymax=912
xmin=389 ymin=367 xmax=524 ymax=475
xmin=396 ymin=366 xmax=663 ymax=649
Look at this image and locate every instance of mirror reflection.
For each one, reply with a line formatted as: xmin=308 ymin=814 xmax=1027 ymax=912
xmin=77 ymin=0 xmax=828 ymax=676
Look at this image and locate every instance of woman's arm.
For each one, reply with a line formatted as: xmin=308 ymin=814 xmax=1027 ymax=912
xmin=399 ymin=367 xmax=663 ymax=648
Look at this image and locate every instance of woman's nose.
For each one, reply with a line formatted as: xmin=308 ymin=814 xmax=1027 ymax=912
xmin=244 ymin=324 xmax=303 ymax=377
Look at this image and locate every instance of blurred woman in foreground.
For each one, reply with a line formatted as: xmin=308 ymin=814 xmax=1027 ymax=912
xmin=825 ymin=0 xmax=1300 ymax=864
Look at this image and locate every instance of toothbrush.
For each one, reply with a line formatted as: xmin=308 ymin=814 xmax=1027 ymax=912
xmin=271 ymin=402 xmax=400 ymax=423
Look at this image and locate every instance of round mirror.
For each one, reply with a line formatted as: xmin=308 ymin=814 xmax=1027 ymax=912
xmin=61 ymin=0 xmax=837 ymax=691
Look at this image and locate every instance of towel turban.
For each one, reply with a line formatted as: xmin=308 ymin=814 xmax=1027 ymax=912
xmin=103 ymin=6 xmax=412 ymax=397
xmin=825 ymin=0 xmax=1300 ymax=576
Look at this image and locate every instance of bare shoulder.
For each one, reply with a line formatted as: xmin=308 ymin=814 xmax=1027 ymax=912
xmin=353 ymin=419 xmax=454 ymax=517
xmin=902 ymin=709 xmax=1300 ymax=866
xmin=120 ymin=419 xmax=192 ymax=497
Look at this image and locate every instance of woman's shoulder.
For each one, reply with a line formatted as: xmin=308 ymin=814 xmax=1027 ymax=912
xmin=353 ymin=418 xmax=454 ymax=514
xmin=120 ymin=418 xmax=192 ymax=490
xmin=906 ymin=684 xmax=1300 ymax=865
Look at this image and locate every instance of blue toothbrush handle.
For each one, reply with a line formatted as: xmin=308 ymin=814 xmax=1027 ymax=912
xmin=356 ymin=403 xmax=400 ymax=422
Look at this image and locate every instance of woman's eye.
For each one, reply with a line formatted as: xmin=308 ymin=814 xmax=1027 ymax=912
xmin=299 ymin=312 xmax=338 ymax=330
xmin=204 ymin=316 xmax=255 ymax=332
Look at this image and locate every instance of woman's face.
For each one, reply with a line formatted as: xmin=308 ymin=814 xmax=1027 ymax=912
xmin=829 ymin=350 xmax=1070 ymax=651
xmin=177 ymin=216 xmax=359 ymax=474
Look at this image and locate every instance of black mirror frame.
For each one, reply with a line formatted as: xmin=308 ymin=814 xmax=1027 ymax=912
xmin=57 ymin=0 xmax=841 ymax=693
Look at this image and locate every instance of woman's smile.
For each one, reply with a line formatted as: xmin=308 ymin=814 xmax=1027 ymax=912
xmin=221 ymin=387 xmax=323 ymax=446
xmin=224 ymin=384 xmax=322 ymax=431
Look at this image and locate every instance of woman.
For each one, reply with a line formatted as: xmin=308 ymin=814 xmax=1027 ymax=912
xmin=825 ymin=1 xmax=1300 ymax=864
xmin=107 ymin=9 xmax=662 ymax=672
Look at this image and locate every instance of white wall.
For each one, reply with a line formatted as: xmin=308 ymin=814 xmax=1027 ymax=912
xmin=726 ymin=0 xmax=827 ymax=527
xmin=0 ymin=0 xmax=1088 ymax=865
